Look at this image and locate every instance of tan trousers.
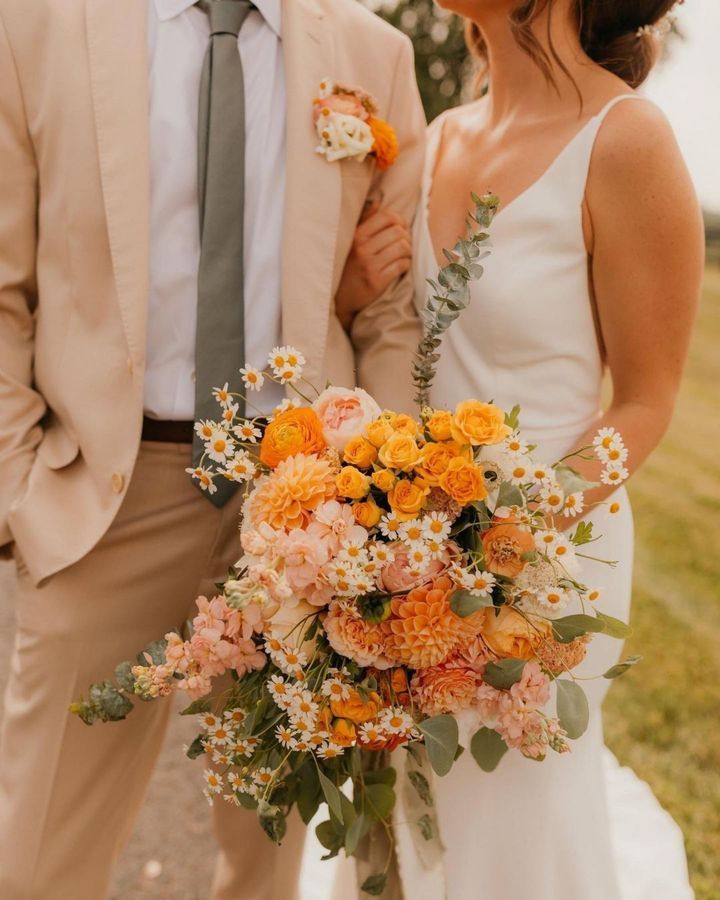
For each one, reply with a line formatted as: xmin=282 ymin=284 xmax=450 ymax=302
xmin=0 ymin=442 xmax=306 ymax=900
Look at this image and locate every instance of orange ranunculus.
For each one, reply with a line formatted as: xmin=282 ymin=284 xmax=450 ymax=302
xmin=414 ymin=441 xmax=471 ymax=487
xmin=330 ymin=718 xmax=358 ymax=747
xmin=388 ymin=478 xmax=428 ymax=522
xmin=378 ymin=432 xmax=422 ymax=471
xmin=425 ymin=410 xmax=454 ymax=442
xmin=343 ymin=436 xmax=378 ymax=469
xmin=482 ymin=523 xmax=535 ymax=577
xmin=438 ymin=457 xmax=487 ymax=506
xmin=368 ymin=116 xmax=399 ymax=171
xmin=353 ymin=499 xmax=383 ymax=528
xmin=336 ymin=465 xmax=371 ymax=500
xmin=481 ymin=607 xmax=551 ymax=660
xmin=372 ymin=469 xmax=397 ymax=492
xmin=259 ymin=407 xmax=327 ymax=468
xmin=450 ymin=400 xmax=511 ymax=447
xmin=331 ymin=689 xmax=382 ymax=725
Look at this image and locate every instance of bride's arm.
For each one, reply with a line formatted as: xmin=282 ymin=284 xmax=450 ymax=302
xmin=562 ymin=99 xmax=704 ymax=519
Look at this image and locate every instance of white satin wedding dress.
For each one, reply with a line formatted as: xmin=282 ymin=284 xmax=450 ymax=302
xmin=312 ymin=94 xmax=693 ymax=900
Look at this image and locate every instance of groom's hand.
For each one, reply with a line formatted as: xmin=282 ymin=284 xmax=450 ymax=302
xmin=335 ymin=200 xmax=412 ymax=332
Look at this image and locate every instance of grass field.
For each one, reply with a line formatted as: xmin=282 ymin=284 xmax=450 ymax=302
xmin=604 ymin=266 xmax=720 ymax=899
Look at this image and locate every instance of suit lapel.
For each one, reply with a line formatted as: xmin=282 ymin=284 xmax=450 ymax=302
xmin=280 ymin=0 xmax=341 ymax=387
xmin=85 ymin=0 xmax=150 ymax=363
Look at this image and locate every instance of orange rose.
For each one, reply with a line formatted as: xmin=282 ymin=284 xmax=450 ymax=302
xmin=259 ymin=407 xmax=327 ymax=468
xmin=481 ymin=607 xmax=551 ymax=660
xmin=482 ymin=523 xmax=535 ymax=577
xmin=330 ymin=718 xmax=357 ymax=747
xmin=366 ymin=418 xmax=395 ymax=448
xmin=343 ymin=436 xmax=378 ymax=469
xmin=368 ymin=116 xmax=399 ymax=171
xmin=331 ymin=689 xmax=382 ymax=725
xmin=378 ymin=432 xmax=422 ymax=471
xmin=451 ymin=401 xmax=511 ymax=447
xmin=372 ymin=469 xmax=397 ymax=492
xmin=353 ymin=499 xmax=383 ymax=528
xmin=336 ymin=465 xmax=371 ymax=500
xmin=414 ymin=441 xmax=471 ymax=487
xmin=438 ymin=458 xmax=488 ymax=505
xmin=425 ymin=410 xmax=454 ymax=442
xmin=388 ymin=479 xmax=428 ymax=522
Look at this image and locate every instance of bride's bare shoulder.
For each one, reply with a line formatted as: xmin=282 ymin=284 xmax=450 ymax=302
xmin=588 ymin=95 xmax=694 ymax=206
xmin=427 ymin=98 xmax=486 ymax=144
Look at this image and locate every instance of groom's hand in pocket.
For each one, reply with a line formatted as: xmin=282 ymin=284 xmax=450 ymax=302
xmin=335 ymin=200 xmax=412 ymax=332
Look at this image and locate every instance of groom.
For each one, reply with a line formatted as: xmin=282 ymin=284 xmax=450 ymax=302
xmin=0 ymin=0 xmax=424 ymax=897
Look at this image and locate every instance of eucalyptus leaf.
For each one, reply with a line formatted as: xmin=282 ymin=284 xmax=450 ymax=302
xmin=470 ymin=727 xmax=509 ymax=772
xmin=552 ymin=614 xmax=606 ymax=644
xmin=319 ymin=771 xmax=344 ymax=823
xmin=556 ymin=679 xmax=590 ymax=739
xmin=450 ymin=588 xmax=494 ymax=618
xmin=179 ymin=697 xmax=212 ymax=717
xmin=364 ymin=783 xmax=395 ymax=822
xmin=114 ymin=660 xmax=136 ymax=693
xmin=496 ymin=482 xmax=524 ymax=508
xmin=418 ymin=715 xmax=459 ymax=777
xmin=483 ymin=658 xmax=527 ymax=690
xmin=604 ymin=655 xmax=642 ymax=679
xmin=554 ymin=465 xmax=599 ymax=495
xmin=595 ymin=612 xmax=633 ymax=640
xmin=418 ymin=813 xmax=434 ymax=840
xmin=361 ymin=874 xmax=388 ymax=896
xmin=315 ymin=819 xmax=343 ymax=858
xmin=186 ymin=735 xmax=206 ymax=760
xmin=137 ymin=638 xmax=168 ymax=667
xmin=345 ymin=812 xmax=371 ymax=855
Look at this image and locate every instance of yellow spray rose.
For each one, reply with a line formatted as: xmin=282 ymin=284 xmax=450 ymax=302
xmin=378 ymin=432 xmax=422 ymax=472
xmin=331 ymin=689 xmax=382 ymax=725
xmin=353 ymin=499 xmax=383 ymax=528
xmin=336 ymin=466 xmax=371 ymax=500
xmin=451 ymin=400 xmax=511 ymax=447
xmin=392 ymin=413 xmax=420 ymax=436
xmin=388 ymin=478 xmax=428 ymax=521
xmin=414 ymin=441 xmax=471 ymax=487
xmin=438 ymin=457 xmax=488 ymax=505
xmin=372 ymin=469 xmax=397 ymax=492
xmin=366 ymin=418 xmax=395 ymax=448
xmin=425 ymin=410 xmax=454 ymax=442
xmin=343 ymin=436 xmax=378 ymax=469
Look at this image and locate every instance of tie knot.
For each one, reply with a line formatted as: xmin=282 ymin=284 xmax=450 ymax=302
xmin=198 ymin=0 xmax=253 ymax=38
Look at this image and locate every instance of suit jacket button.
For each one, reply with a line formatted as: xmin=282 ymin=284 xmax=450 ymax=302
xmin=111 ymin=472 xmax=125 ymax=494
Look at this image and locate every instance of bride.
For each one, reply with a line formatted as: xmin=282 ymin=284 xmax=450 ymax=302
xmin=334 ymin=0 xmax=703 ymax=897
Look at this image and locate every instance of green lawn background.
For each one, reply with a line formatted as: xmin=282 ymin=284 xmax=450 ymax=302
xmin=603 ymin=267 xmax=720 ymax=899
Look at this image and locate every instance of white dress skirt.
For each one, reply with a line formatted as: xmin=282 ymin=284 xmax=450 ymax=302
xmin=315 ymin=94 xmax=693 ymax=900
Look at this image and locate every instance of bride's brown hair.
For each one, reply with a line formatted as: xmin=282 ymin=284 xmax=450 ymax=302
xmin=466 ymin=0 xmax=679 ymax=89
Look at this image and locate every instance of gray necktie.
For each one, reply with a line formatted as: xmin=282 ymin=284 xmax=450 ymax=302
xmin=192 ymin=0 xmax=253 ymax=507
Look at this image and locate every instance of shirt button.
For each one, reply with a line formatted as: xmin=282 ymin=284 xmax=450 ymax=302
xmin=111 ymin=472 xmax=125 ymax=494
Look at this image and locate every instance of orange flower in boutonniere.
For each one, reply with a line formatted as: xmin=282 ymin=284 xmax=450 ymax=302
xmin=313 ymin=78 xmax=399 ymax=170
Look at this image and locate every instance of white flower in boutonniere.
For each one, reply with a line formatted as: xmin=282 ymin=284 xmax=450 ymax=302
xmin=313 ymin=77 xmax=399 ymax=171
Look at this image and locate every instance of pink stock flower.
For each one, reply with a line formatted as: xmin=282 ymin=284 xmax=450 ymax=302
xmin=313 ymin=387 xmax=381 ymax=452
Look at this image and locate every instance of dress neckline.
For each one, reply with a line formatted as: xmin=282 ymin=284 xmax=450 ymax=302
xmin=423 ymin=93 xmax=641 ymax=272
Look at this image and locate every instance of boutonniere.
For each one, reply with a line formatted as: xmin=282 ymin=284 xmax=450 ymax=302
xmin=313 ymin=78 xmax=399 ymax=171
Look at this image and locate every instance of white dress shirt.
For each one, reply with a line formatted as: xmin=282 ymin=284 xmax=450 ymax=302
xmin=145 ymin=0 xmax=286 ymax=419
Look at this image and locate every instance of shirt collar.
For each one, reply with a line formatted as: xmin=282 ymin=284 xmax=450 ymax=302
xmin=154 ymin=0 xmax=282 ymax=36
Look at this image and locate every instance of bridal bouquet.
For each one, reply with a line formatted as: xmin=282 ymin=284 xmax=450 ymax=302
xmin=72 ymin=195 xmax=635 ymax=893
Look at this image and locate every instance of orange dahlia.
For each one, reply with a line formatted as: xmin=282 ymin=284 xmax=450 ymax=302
xmin=368 ymin=116 xmax=399 ymax=171
xmin=247 ymin=453 xmax=336 ymax=531
xmin=382 ymin=574 xmax=466 ymax=669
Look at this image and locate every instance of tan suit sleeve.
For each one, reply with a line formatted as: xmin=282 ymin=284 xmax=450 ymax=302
xmin=350 ymin=35 xmax=426 ymax=413
xmin=0 ymin=12 xmax=44 ymax=549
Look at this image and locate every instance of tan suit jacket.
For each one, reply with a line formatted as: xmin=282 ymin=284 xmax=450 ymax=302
xmin=0 ymin=0 xmax=426 ymax=585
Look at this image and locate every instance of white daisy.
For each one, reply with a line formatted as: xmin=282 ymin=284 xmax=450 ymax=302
xmin=253 ymin=767 xmax=275 ymax=787
xmin=503 ymin=432 xmax=529 ymax=457
xmin=379 ymin=514 xmax=402 ymax=539
xmin=464 ymin=570 xmax=496 ymax=597
xmin=203 ymin=769 xmax=224 ymax=795
xmin=538 ymin=483 xmax=564 ymax=514
xmin=233 ymin=420 xmax=262 ymax=443
xmin=275 ymin=725 xmax=297 ymax=748
xmin=369 ymin=542 xmax=396 ymax=565
xmin=421 ymin=512 xmax=451 ymax=542
xmin=185 ymin=466 xmax=218 ymax=495
xmin=224 ymin=450 xmax=256 ymax=483
xmin=321 ymin=676 xmax=351 ymax=701
xmin=212 ymin=383 xmax=232 ymax=407
xmin=359 ymin=723 xmax=385 ymax=744
xmin=316 ymin=743 xmax=345 ymax=760
xmin=205 ymin=429 xmax=235 ymax=463
xmin=399 ymin=519 xmax=424 ymax=544
xmin=240 ymin=365 xmax=265 ymax=392
xmin=194 ymin=420 xmax=216 ymax=442
xmin=601 ymin=464 xmax=629 ymax=486
xmin=563 ymin=492 xmax=585 ymax=518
